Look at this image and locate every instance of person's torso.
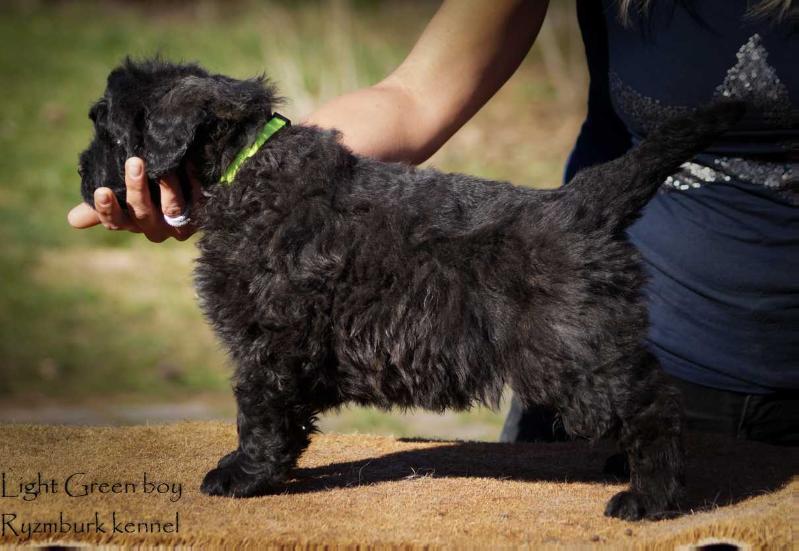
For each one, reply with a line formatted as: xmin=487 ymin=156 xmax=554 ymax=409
xmin=570 ymin=0 xmax=799 ymax=393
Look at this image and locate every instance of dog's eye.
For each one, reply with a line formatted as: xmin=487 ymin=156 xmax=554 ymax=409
xmin=115 ymin=139 xmax=122 ymax=146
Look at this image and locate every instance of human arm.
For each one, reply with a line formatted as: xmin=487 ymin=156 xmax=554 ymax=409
xmin=306 ymin=0 xmax=549 ymax=163
xmin=67 ymin=0 xmax=549 ymax=237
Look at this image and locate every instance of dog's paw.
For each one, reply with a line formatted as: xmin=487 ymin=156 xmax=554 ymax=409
xmin=604 ymin=491 xmax=647 ymax=521
xmin=200 ymin=452 xmax=272 ymax=498
xmin=215 ymin=450 xmax=241 ymax=469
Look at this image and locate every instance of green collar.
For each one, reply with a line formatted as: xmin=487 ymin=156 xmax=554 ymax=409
xmin=219 ymin=113 xmax=290 ymax=185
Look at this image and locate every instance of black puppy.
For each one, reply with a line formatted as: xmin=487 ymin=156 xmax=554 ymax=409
xmin=79 ymin=58 xmax=742 ymax=520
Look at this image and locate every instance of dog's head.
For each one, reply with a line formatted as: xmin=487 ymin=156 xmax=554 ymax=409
xmin=78 ymin=57 xmax=277 ymax=207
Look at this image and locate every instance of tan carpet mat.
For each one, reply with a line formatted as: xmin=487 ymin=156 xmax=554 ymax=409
xmin=0 ymin=421 xmax=794 ymax=548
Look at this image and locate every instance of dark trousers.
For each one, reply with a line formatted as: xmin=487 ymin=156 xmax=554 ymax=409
xmin=500 ymin=377 xmax=799 ymax=446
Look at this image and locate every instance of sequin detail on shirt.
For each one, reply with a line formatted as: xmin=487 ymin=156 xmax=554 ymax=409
xmin=715 ymin=34 xmax=792 ymax=127
xmin=664 ymin=158 xmax=798 ymax=204
xmin=610 ymin=34 xmax=797 ymax=202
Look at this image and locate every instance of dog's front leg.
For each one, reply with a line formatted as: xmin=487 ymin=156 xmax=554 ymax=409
xmin=201 ymin=373 xmax=314 ymax=497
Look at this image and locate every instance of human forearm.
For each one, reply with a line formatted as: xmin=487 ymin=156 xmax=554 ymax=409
xmin=306 ymin=0 xmax=549 ymax=164
xmin=304 ymin=78 xmax=430 ymax=163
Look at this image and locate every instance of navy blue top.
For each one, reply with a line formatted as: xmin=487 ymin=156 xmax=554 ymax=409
xmin=567 ymin=0 xmax=799 ymax=393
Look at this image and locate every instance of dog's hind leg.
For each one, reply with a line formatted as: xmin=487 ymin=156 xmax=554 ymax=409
xmin=605 ymin=352 xmax=684 ymax=520
xmin=200 ymin=357 xmax=319 ymax=498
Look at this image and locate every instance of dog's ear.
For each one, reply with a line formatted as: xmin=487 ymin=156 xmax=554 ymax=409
xmin=143 ymin=74 xmax=272 ymax=178
xmin=143 ymin=76 xmax=210 ymax=178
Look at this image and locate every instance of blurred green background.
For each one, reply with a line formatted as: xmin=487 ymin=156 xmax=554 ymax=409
xmin=0 ymin=0 xmax=586 ymax=439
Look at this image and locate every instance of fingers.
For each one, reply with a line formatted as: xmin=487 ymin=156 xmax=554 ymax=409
xmin=67 ymin=202 xmax=101 ymax=229
xmin=94 ymin=187 xmax=138 ymax=232
xmin=159 ymin=172 xmax=186 ymax=219
xmin=163 ymin=164 xmax=201 ymax=242
xmin=124 ymin=157 xmax=197 ymax=242
xmin=69 ymin=157 xmax=198 ymax=241
xmin=158 ymin=171 xmax=194 ymax=241
xmin=124 ymin=157 xmax=167 ymax=240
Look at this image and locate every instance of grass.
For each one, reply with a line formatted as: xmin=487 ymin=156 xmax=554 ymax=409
xmin=0 ymin=0 xmax=585 ymax=439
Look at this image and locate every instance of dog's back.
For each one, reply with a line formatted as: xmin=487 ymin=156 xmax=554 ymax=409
xmin=324 ymin=102 xmax=744 ymax=416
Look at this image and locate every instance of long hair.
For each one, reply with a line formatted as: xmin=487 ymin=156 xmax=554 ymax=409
xmin=616 ymin=0 xmax=796 ymax=26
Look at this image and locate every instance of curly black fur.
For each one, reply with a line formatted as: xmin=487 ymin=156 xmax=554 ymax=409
xmin=78 ymin=58 xmax=744 ymax=520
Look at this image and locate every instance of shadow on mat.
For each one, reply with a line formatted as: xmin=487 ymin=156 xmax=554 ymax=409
xmin=284 ymin=433 xmax=797 ymax=513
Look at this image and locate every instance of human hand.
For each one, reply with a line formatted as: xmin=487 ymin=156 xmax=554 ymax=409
xmin=67 ymin=157 xmax=200 ymax=242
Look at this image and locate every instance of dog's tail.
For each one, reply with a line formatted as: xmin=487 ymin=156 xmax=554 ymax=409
xmin=561 ymin=101 xmax=745 ymax=232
